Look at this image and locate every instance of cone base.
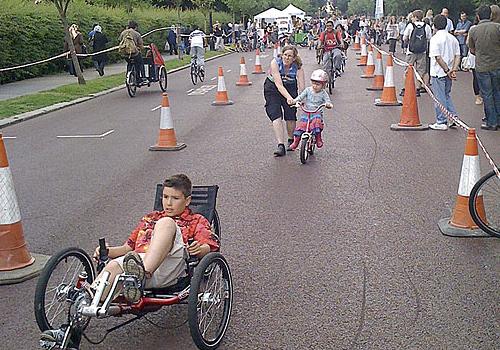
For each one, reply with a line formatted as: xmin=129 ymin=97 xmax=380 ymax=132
xmin=149 ymin=143 xmax=186 ymax=151
xmin=357 ymin=63 xmax=367 ymax=66
xmin=0 ymin=253 xmax=50 ymax=285
xmin=236 ymin=81 xmax=252 ymax=86
xmin=366 ymin=86 xmax=384 ymax=91
xmin=438 ymin=218 xmax=491 ymax=238
xmin=252 ymin=71 xmax=266 ymax=74
xmin=212 ymin=100 xmax=234 ymax=106
xmin=361 ymin=74 xmax=375 ymax=78
xmin=390 ymin=123 xmax=429 ymax=131
xmin=375 ymin=98 xmax=402 ymax=106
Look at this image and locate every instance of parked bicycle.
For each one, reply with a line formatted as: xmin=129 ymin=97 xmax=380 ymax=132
xmin=469 ymin=169 xmax=500 ymax=238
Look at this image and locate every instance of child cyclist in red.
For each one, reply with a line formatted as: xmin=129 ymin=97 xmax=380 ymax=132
xmin=288 ymin=69 xmax=333 ymax=149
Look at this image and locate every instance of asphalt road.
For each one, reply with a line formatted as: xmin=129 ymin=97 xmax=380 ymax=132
xmin=0 ymin=46 xmax=498 ymax=350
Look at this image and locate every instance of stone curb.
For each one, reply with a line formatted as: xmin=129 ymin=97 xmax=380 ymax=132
xmin=0 ymin=50 xmax=234 ymax=129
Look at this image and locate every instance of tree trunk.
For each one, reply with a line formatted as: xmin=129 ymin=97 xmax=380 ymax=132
xmin=61 ymin=14 xmax=86 ymax=85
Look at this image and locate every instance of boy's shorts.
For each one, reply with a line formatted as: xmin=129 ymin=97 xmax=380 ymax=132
xmin=115 ymin=225 xmax=186 ymax=289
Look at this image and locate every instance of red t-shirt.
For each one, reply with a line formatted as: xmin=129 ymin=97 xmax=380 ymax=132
xmin=319 ymin=30 xmax=339 ymax=51
xmin=126 ymin=208 xmax=219 ymax=253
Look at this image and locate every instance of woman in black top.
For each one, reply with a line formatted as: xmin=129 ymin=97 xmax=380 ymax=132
xmin=92 ymin=25 xmax=109 ymax=76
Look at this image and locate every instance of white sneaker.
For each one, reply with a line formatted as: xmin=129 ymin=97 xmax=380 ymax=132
xmin=429 ymin=123 xmax=448 ymax=130
xmin=475 ymin=96 xmax=483 ymax=105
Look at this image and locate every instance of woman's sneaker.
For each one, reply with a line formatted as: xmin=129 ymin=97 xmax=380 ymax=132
xmin=123 ymin=251 xmax=145 ymax=303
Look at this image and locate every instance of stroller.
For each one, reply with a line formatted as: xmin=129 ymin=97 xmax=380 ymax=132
xmin=239 ymin=30 xmax=252 ymax=52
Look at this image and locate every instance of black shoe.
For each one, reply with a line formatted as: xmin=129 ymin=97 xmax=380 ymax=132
xmin=286 ymin=138 xmax=295 ymax=152
xmin=481 ymin=124 xmax=498 ymax=131
xmin=273 ymin=144 xmax=286 ymax=157
xmin=416 ymin=90 xmax=421 ymax=97
xmin=399 ymin=88 xmax=405 ymax=97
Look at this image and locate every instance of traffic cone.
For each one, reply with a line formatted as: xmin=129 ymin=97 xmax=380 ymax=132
xmin=357 ymin=39 xmax=368 ymax=66
xmin=0 ymin=134 xmax=49 ymax=284
xmin=212 ymin=67 xmax=234 ymax=106
xmin=375 ymin=55 xmax=402 ymax=106
xmin=149 ymin=93 xmax=186 ymax=151
xmin=360 ymin=45 xmax=375 ymax=78
xmin=252 ymin=49 xmax=265 ymax=74
xmin=236 ymin=57 xmax=252 ymax=86
xmin=353 ymin=32 xmax=361 ymax=51
xmin=438 ymin=129 xmax=489 ymax=237
xmin=391 ymin=66 xmax=429 ymax=130
xmin=366 ymin=50 xmax=384 ymax=91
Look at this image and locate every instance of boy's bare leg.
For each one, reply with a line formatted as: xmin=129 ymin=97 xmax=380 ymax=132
xmin=142 ymin=217 xmax=177 ymax=275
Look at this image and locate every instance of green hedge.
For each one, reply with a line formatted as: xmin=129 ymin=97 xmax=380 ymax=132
xmin=0 ymin=0 xmax=231 ymax=84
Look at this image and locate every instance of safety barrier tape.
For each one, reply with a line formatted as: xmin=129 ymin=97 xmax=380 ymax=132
xmin=369 ymin=43 xmax=499 ymax=178
xmin=0 ymin=52 xmax=70 ymax=72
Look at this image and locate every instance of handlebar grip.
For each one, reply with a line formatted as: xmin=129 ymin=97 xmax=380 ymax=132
xmin=98 ymin=238 xmax=108 ymax=261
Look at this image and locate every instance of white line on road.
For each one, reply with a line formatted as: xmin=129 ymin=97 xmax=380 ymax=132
xmin=211 ymin=77 xmax=216 ymax=81
xmin=57 ymin=130 xmax=115 ymax=139
xmin=151 ymin=105 xmax=161 ymax=112
xmin=227 ymin=70 xmax=232 ymax=72
xmin=186 ymin=89 xmax=194 ymax=93
xmin=2 ymin=136 xmax=17 ymax=139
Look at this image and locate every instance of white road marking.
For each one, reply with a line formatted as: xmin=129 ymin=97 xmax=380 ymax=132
xmin=188 ymin=85 xmax=217 ymax=96
xmin=186 ymin=88 xmax=194 ymax=93
xmin=227 ymin=69 xmax=232 ymax=72
xmin=211 ymin=77 xmax=217 ymax=81
xmin=151 ymin=105 xmax=161 ymax=112
xmin=2 ymin=136 xmax=16 ymax=139
xmin=57 ymin=129 xmax=115 ymax=139
xmin=260 ymin=54 xmax=269 ymax=58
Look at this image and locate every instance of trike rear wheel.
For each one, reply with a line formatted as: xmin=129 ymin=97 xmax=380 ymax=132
xmin=159 ymin=66 xmax=168 ymax=92
xmin=188 ymin=252 xmax=233 ymax=350
xmin=34 ymin=248 xmax=95 ymax=332
xmin=126 ymin=66 xmax=137 ymax=97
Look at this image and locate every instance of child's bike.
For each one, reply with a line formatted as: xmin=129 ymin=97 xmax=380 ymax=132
xmin=295 ymin=103 xmax=326 ymax=164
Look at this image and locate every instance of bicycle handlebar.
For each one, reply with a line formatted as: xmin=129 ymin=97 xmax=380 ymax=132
xmin=294 ymin=103 xmax=327 ymax=114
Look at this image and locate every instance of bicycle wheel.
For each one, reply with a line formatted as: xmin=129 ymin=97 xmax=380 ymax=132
xmin=300 ymin=135 xmax=309 ymax=164
xmin=199 ymin=67 xmax=205 ymax=82
xmin=159 ymin=66 xmax=168 ymax=92
xmin=469 ymin=170 xmax=500 ymax=237
xmin=34 ymin=248 xmax=95 ymax=332
xmin=191 ymin=63 xmax=198 ymax=85
xmin=126 ymin=66 xmax=137 ymax=97
xmin=188 ymin=253 xmax=233 ymax=350
xmin=308 ymin=137 xmax=316 ymax=155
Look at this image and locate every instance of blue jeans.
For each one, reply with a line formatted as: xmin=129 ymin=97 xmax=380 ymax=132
xmin=431 ymin=76 xmax=456 ymax=124
xmin=476 ymin=69 xmax=500 ymax=127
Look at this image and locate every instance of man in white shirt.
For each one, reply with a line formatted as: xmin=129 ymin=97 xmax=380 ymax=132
xmin=189 ymin=27 xmax=206 ymax=71
xmin=428 ymin=14 xmax=461 ymax=130
xmin=441 ymin=8 xmax=455 ymax=33
xmin=403 ymin=9 xmax=432 ymax=95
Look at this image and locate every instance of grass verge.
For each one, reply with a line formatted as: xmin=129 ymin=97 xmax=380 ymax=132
xmin=0 ymin=50 xmax=230 ymax=120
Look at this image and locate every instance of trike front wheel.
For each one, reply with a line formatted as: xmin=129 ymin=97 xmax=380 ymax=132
xmin=188 ymin=252 xmax=233 ymax=350
xmin=300 ymin=135 xmax=309 ymax=164
xmin=34 ymin=247 xmax=95 ymax=332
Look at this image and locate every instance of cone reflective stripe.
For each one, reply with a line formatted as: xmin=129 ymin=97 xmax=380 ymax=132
xmin=357 ymin=40 xmax=368 ymax=66
xmin=361 ymin=45 xmax=375 ymax=78
xmin=0 ymin=135 xmax=34 ymax=271
xmin=375 ymin=55 xmax=402 ymax=106
xmin=253 ymin=49 xmax=265 ymax=74
xmin=367 ymin=50 xmax=384 ymax=91
xmin=439 ymin=129 xmax=489 ymax=237
xmin=353 ymin=32 xmax=361 ymax=51
xmin=212 ymin=66 xmax=234 ymax=106
xmin=149 ymin=94 xmax=186 ymax=151
xmin=236 ymin=57 xmax=252 ymax=86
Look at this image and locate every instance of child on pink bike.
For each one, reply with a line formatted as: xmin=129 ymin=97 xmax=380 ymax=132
xmin=288 ymin=69 xmax=333 ymax=149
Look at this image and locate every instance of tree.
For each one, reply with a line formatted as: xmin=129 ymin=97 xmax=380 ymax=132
xmin=35 ymin=0 xmax=85 ymax=84
xmin=347 ymin=0 xmax=374 ymax=16
xmin=192 ymin=0 xmax=216 ymax=32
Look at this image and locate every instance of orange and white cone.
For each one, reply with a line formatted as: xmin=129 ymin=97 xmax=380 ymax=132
xmin=149 ymin=93 xmax=186 ymax=151
xmin=366 ymin=50 xmax=384 ymax=91
xmin=357 ymin=39 xmax=368 ymax=66
xmin=361 ymin=45 xmax=375 ymax=78
xmin=439 ymin=129 xmax=489 ymax=237
xmin=212 ymin=67 xmax=234 ymax=106
xmin=253 ymin=49 xmax=265 ymax=74
xmin=236 ymin=57 xmax=252 ymax=86
xmin=375 ymin=55 xmax=402 ymax=106
xmin=353 ymin=32 xmax=361 ymax=51
xmin=391 ymin=65 xmax=429 ymax=130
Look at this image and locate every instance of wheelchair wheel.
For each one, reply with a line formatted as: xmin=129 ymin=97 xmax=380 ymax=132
xmin=300 ymin=135 xmax=309 ymax=164
xmin=469 ymin=170 xmax=500 ymax=237
xmin=34 ymin=248 xmax=95 ymax=332
xmin=126 ymin=66 xmax=137 ymax=98
xmin=191 ymin=64 xmax=198 ymax=85
xmin=159 ymin=66 xmax=168 ymax=92
xmin=188 ymin=252 xmax=233 ymax=350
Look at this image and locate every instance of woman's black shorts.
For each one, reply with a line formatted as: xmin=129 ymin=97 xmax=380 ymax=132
xmin=264 ymin=78 xmax=298 ymax=122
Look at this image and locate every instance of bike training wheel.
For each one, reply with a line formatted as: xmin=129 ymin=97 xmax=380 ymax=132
xmin=159 ymin=66 xmax=168 ymax=92
xmin=469 ymin=170 xmax=500 ymax=237
xmin=34 ymin=248 xmax=95 ymax=332
xmin=188 ymin=252 xmax=233 ymax=350
xmin=199 ymin=68 xmax=205 ymax=83
xmin=191 ymin=64 xmax=198 ymax=85
xmin=300 ymin=136 xmax=309 ymax=164
xmin=126 ymin=67 xmax=137 ymax=98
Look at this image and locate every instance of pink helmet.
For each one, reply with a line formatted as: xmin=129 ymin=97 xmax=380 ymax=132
xmin=310 ymin=69 xmax=328 ymax=83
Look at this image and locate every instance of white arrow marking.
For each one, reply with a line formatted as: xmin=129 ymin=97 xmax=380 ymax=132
xmin=57 ymin=130 xmax=115 ymax=139
xmin=151 ymin=105 xmax=161 ymax=112
xmin=2 ymin=136 xmax=16 ymax=139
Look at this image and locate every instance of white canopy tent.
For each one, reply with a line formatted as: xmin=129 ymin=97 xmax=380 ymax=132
xmin=282 ymin=4 xmax=306 ymax=19
xmin=254 ymin=7 xmax=289 ymax=22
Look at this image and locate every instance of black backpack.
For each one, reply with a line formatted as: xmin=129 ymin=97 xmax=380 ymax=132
xmin=408 ymin=23 xmax=427 ymax=54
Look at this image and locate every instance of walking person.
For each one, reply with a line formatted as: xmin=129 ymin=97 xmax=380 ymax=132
xmin=91 ymin=25 xmax=108 ymax=76
xmin=428 ymin=14 xmax=461 ymax=130
xmin=455 ymin=12 xmax=472 ymax=64
xmin=264 ymin=46 xmax=305 ymax=157
xmin=386 ymin=16 xmax=399 ymax=54
xmin=64 ymin=24 xmax=85 ymax=76
xmin=468 ymin=5 xmax=500 ymax=131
